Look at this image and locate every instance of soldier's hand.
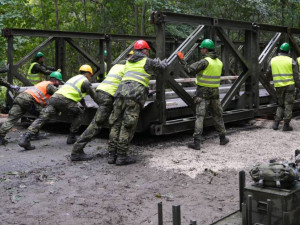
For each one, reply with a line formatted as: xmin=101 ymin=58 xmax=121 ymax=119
xmin=57 ymin=69 xmax=61 ymax=72
xmin=177 ymin=51 xmax=184 ymax=60
xmin=161 ymin=59 xmax=168 ymax=69
xmin=9 ymin=85 xmax=20 ymax=92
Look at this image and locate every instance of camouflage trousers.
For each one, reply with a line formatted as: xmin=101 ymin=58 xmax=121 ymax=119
xmin=72 ymin=91 xmax=114 ymax=154
xmin=193 ymin=98 xmax=226 ymax=140
xmin=27 ymin=95 xmax=84 ymax=136
xmin=108 ymin=97 xmax=144 ymax=156
xmin=275 ymin=85 xmax=295 ymax=123
xmin=0 ymin=93 xmax=41 ymax=137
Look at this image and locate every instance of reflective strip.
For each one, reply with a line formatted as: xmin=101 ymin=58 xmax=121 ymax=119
xmin=28 ymin=74 xmax=42 ymax=78
xmin=273 ymin=74 xmax=293 ymax=77
xmin=273 ymin=79 xmax=294 ymax=83
xmin=201 ymin=75 xmax=220 ymax=79
xmin=102 ymin=80 xmax=119 ymax=87
xmin=123 ymin=74 xmax=146 ymax=82
xmin=197 ymin=78 xmax=220 ymax=84
xmin=27 ymin=87 xmax=47 ymax=106
xmin=65 ymin=76 xmax=85 ymax=98
xmin=106 ymin=73 xmax=122 ymax=80
xmin=127 ymin=71 xmax=150 ymax=78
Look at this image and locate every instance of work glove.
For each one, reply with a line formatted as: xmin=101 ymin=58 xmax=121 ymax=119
xmin=57 ymin=69 xmax=61 ymax=72
xmin=161 ymin=59 xmax=168 ymax=69
xmin=177 ymin=51 xmax=184 ymax=60
xmin=9 ymin=85 xmax=20 ymax=92
xmin=5 ymin=64 xmax=9 ymax=70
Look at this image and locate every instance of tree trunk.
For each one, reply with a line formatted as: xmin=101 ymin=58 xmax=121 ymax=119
xmin=54 ymin=0 xmax=60 ymax=30
xmin=140 ymin=0 xmax=146 ymax=36
xmin=134 ymin=4 xmax=139 ymax=35
xmin=40 ymin=0 xmax=47 ymax=29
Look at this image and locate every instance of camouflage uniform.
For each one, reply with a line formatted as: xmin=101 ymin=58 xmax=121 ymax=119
xmin=26 ymin=80 xmax=97 ymax=137
xmin=72 ymin=90 xmax=114 ymax=154
xmin=0 ymin=85 xmax=57 ymax=138
xmin=108 ymin=51 xmax=166 ymax=157
xmin=266 ymin=53 xmax=300 ymax=123
xmin=181 ymin=52 xmax=226 ymax=141
xmin=29 ymin=61 xmax=55 ymax=76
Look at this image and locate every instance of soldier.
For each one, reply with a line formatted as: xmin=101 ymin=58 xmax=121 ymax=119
xmin=266 ymin=43 xmax=300 ymax=131
xmin=27 ymin=52 xmax=56 ymax=85
xmin=19 ymin=65 xmax=98 ymax=152
xmin=71 ymin=52 xmax=133 ymax=161
xmin=0 ymin=71 xmax=63 ymax=145
xmin=0 ymin=65 xmax=20 ymax=91
xmin=108 ymin=40 xmax=167 ymax=166
xmin=177 ymin=39 xmax=229 ymax=150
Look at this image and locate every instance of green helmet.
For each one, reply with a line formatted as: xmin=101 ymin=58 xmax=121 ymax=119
xmin=49 ymin=71 xmax=63 ymax=81
xmin=35 ymin=52 xmax=44 ymax=59
xmin=104 ymin=50 xmax=107 ymax=56
xmin=280 ymin=43 xmax=290 ymax=52
xmin=199 ymin=39 xmax=215 ymax=50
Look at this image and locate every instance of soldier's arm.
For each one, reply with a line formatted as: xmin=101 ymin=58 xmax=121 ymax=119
xmin=292 ymin=59 xmax=300 ymax=88
xmin=179 ymin=59 xmax=208 ymax=76
xmin=44 ymin=65 xmax=56 ymax=71
xmin=81 ymin=80 xmax=98 ymax=105
xmin=0 ymin=78 xmax=11 ymax=88
xmin=46 ymin=84 xmax=58 ymax=96
xmin=34 ymin=64 xmax=53 ymax=75
xmin=265 ymin=63 xmax=273 ymax=82
xmin=145 ymin=58 xmax=167 ymax=75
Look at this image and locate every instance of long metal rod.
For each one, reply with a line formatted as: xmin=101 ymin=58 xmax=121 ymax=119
xmin=172 ymin=205 xmax=181 ymax=225
xmin=239 ymin=171 xmax=246 ymax=212
xmin=158 ymin=202 xmax=163 ymax=225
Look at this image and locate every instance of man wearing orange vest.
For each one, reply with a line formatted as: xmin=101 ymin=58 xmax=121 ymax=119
xmin=177 ymin=39 xmax=229 ymax=150
xmin=0 ymin=71 xmax=64 ymax=145
xmin=19 ymin=65 xmax=98 ymax=153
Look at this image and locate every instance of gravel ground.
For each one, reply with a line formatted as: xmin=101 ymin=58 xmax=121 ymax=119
xmin=0 ymin=116 xmax=299 ymax=225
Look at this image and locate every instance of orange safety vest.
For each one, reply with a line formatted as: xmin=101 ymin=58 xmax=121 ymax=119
xmin=25 ymin=81 xmax=52 ymax=107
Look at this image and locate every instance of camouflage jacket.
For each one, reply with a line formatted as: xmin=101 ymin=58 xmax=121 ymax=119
xmin=30 ymin=61 xmax=56 ymax=76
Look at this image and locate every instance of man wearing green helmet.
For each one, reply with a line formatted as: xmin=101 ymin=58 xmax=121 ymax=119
xmin=266 ymin=42 xmax=300 ymax=131
xmin=27 ymin=51 xmax=57 ymax=85
xmin=177 ymin=39 xmax=229 ymax=150
xmin=0 ymin=71 xmax=64 ymax=145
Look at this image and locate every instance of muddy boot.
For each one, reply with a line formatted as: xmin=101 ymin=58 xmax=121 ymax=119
xmin=187 ymin=139 xmax=200 ymax=150
xmin=220 ymin=135 xmax=229 ymax=145
xmin=18 ymin=133 xmax=35 ymax=150
xmin=115 ymin=155 xmax=136 ymax=166
xmin=70 ymin=152 xmax=93 ymax=162
xmin=0 ymin=136 xmax=8 ymax=145
xmin=272 ymin=120 xmax=280 ymax=130
xmin=66 ymin=133 xmax=77 ymax=145
xmin=282 ymin=122 xmax=293 ymax=131
xmin=107 ymin=152 xmax=117 ymax=164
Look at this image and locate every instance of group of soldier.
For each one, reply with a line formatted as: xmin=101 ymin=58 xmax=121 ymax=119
xmin=0 ymin=38 xmax=298 ymax=165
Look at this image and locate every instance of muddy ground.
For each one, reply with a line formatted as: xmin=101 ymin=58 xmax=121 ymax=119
xmin=0 ymin=116 xmax=299 ymax=225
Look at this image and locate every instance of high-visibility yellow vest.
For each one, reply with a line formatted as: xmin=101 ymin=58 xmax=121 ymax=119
xmin=27 ymin=62 xmax=44 ymax=85
xmin=196 ymin=57 xmax=223 ymax=88
xmin=55 ymin=75 xmax=87 ymax=102
xmin=25 ymin=81 xmax=52 ymax=107
xmin=271 ymin=56 xmax=294 ymax=87
xmin=122 ymin=58 xmax=151 ymax=87
xmin=97 ymin=64 xmax=125 ymax=96
xmin=297 ymin=57 xmax=300 ymax=76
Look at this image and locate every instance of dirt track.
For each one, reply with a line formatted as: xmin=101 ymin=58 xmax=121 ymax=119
xmin=0 ymin=117 xmax=298 ymax=225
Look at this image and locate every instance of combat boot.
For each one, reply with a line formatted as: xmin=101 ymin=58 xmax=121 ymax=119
xmin=18 ymin=133 xmax=35 ymax=150
xmin=282 ymin=122 xmax=293 ymax=131
xmin=115 ymin=155 xmax=136 ymax=166
xmin=107 ymin=152 xmax=117 ymax=164
xmin=220 ymin=135 xmax=229 ymax=145
xmin=70 ymin=152 xmax=93 ymax=161
xmin=66 ymin=133 xmax=77 ymax=145
xmin=187 ymin=139 xmax=200 ymax=150
xmin=0 ymin=136 xmax=8 ymax=145
xmin=272 ymin=120 xmax=280 ymax=130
